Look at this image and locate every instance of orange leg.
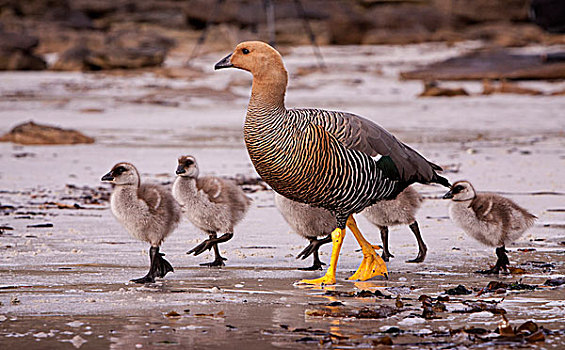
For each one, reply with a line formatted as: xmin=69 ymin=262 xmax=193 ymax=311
xmin=299 ymin=227 xmax=346 ymax=285
xmin=347 ymin=215 xmax=388 ymax=281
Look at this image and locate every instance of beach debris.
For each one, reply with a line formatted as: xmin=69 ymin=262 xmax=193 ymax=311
xmin=0 ymin=121 xmax=94 ymax=145
xmin=164 ymin=311 xmax=181 ymax=320
xmin=419 ymin=81 xmax=469 ymax=97
xmin=453 ymin=301 xmax=506 ymax=315
xmin=324 ymin=289 xmax=390 ymax=298
xmin=10 ymin=296 xmax=20 ymax=305
xmin=482 ymin=80 xmax=544 ymax=96
xmin=60 ymin=335 xmax=87 ymax=349
xmin=477 ymin=280 xmax=537 ymax=296
xmin=544 ymin=277 xmax=565 ymax=286
xmin=495 ymin=316 xmax=545 ymax=343
xmin=305 ymin=305 xmax=398 ymax=319
xmin=26 ymin=223 xmax=54 ymax=228
xmin=445 ymin=284 xmax=472 ymax=295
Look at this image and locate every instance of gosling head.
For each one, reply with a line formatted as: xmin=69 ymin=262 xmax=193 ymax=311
xmin=101 ymin=162 xmax=140 ymax=186
xmin=176 ymin=155 xmax=199 ymax=178
xmin=214 ymin=41 xmax=287 ymax=79
xmin=443 ymin=180 xmax=476 ymax=201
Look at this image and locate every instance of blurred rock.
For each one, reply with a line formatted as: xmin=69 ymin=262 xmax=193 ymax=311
xmin=402 ymin=49 xmax=565 ymax=81
xmin=0 ymin=32 xmax=46 ymax=70
xmin=482 ymin=80 xmax=544 ymax=95
xmin=450 ymin=0 xmax=530 ymax=24
xmin=52 ymin=31 xmax=175 ymax=70
xmin=419 ymin=81 xmax=469 ymax=97
xmin=0 ymin=121 xmax=95 ymax=145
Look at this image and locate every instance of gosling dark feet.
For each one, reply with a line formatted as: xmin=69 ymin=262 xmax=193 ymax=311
xmin=406 ymin=249 xmax=427 ymax=263
xmin=476 ymin=246 xmax=509 ymax=274
xmin=131 ymin=246 xmax=173 ymax=284
xmin=200 ymin=256 xmax=227 ymax=267
xmin=298 ymin=260 xmax=326 ymax=271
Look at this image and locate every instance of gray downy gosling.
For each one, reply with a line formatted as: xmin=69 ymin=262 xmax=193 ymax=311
xmin=102 ymin=162 xmax=181 ymax=283
xmin=362 ymin=186 xmax=426 ymax=263
xmin=173 ymin=155 xmax=251 ymax=267
xmin=443 ymin=180 xmax=536 ymax=274
xmin=275 ymin=186 xmax=426 ymax=270
xmin=274 ymin=192 xmax=335 ymax=270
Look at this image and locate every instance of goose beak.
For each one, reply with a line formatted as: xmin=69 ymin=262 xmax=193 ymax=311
xmin=442 ymin=190 xmax=454 ymax=199
xmin=175 ymin=165 xmax=186 ymax=175
xmin=214 ymin=53 xmax=233 ymax=70
xmin=101 ymin=172 xmax=114 ymax=182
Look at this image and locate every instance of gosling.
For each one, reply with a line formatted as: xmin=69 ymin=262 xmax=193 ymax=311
xmin=443 ymin=180 xmax=536 ymax=274
xmin=173 ymin=155 xmax=251 ymax=267
xmin=102 ymin=162 xmax=181 ymax=283
xmin=275 ymin=186 xmax=426 ymax=270
xmin=362 ymin=186 xmax=426 ymax=263
xmin=274 ymin=193 xmax=335 ymax=270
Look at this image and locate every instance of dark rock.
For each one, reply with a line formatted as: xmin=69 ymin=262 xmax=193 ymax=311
xmin=419 ymin=81 xmax=469 ymax=97
xmin=328 ymin=11 xmax=371 ymax=45
xmin=402 ymin=49 xmax=565 ymax=81
xmin=451 ymin=0 xmax=530 ymax=24
xmin=52 ymin=31 xmax=174 ymax=70
xmin=0 ymin=121 xmax=95 ymax=145
xmin=530 ymin=0 xmax=565 ymax=33
xmin=0 ymin=32 xmax=46 ymax=70
xmin=544 ymin=277 xmax=565 ymax=286
xmin=445 ymin=284 xmax=473 ymax=295
xmin=0 ymin=32 xmax=40 ymax=52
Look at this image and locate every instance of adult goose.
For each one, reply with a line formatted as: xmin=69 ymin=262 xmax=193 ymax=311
xmin=215 ymin=41 xmax=449 ymax=284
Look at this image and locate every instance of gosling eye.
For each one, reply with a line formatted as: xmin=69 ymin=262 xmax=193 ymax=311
xmin=452 ymin=185 xmax=465 ymax=194
xmin=185 ymin=159 xmax=194 ymax=166
xmin=242 ymin=48 xmax=250 ymax=55
xmin=114 ymin=166 xmax=127 ymax=176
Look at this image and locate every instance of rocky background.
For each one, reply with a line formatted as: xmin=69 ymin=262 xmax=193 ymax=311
xmin=1 ymin=0 xmax=564 ymax=71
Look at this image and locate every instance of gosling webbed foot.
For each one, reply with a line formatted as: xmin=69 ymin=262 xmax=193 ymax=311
xmin=296 ymin=235 xmax=332 ymax=260
xmin=154 ymin=251 xmax=174 ymax=278
xmin=132 ymin=246 xmax=173 ymax=283
xmin=298 ymin=260 xmax=325 ymax=271
xmin=406 ymin=250 xmax=426 ymax=263
xmin=381 ymin=251 xmax=394 ymax=262
xmin=131 ymin=274 xmax=155 ymax=284
xmin=187 ymin=239 xmax=216 ymax=256
xmin=476 ymin=246 xmax=509 ymax=274
xmin=200 ymin=257 xmax=226 ymax=267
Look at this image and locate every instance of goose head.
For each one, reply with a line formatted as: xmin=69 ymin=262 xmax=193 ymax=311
xmin=101 ymin=162 xmax=140 ymax=186
xmin=214 ymin=41 xmax=287 ymax=80
xmin=176 ymin=155 xmax=199 ymax=178
xmin=443 ymin=180 xmax=476 ymax=201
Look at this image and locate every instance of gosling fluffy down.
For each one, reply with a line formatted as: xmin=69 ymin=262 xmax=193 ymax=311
xmin=102 ymin=162 xmax=181 ymax=283
xmin=444 ymin=180 xmax=536 ymax=273
xmin=173 ymin=155 xmax=251 ymax=267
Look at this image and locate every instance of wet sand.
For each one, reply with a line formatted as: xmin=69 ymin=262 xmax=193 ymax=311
xmin=1 ymin=43 xmax=564 ymax=349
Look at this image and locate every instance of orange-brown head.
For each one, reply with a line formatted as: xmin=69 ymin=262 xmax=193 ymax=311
xmin=215 ymin=41 xmax=288 ymax=82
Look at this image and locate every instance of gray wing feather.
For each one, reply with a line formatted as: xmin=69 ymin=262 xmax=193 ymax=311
xmin=306 ymin=109 xmax=442 ymax=183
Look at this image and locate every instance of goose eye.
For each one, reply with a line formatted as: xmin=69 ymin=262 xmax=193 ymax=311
xmin=242 ymin=48 xmax=250 ymax=55
xmin=452 ymin=185 xmax=464 ymax=193
xmin=114 ymin=166 xmax=127 ymax=175
xmin=185 ymin=160 xmax=194 ymax=166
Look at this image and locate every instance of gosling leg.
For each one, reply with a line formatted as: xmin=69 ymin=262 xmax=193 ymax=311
xmin=132 ymin=246 xmax=173 ymax=284
xmin=378 ymin=226 xmax=394 ymax=262
xmin=406 ymin=221 xmax=427 ymax=263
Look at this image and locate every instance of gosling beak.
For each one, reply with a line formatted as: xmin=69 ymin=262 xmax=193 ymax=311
xmin=101 ymin=172 xmax=114 ymax=182
xmin=214 ymin=53 xmax=233 ymax=70
xmin=442 ymin=190 xmax=454 ymax=199
xmin=175 ymin=165 xmax=186 ymax=175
